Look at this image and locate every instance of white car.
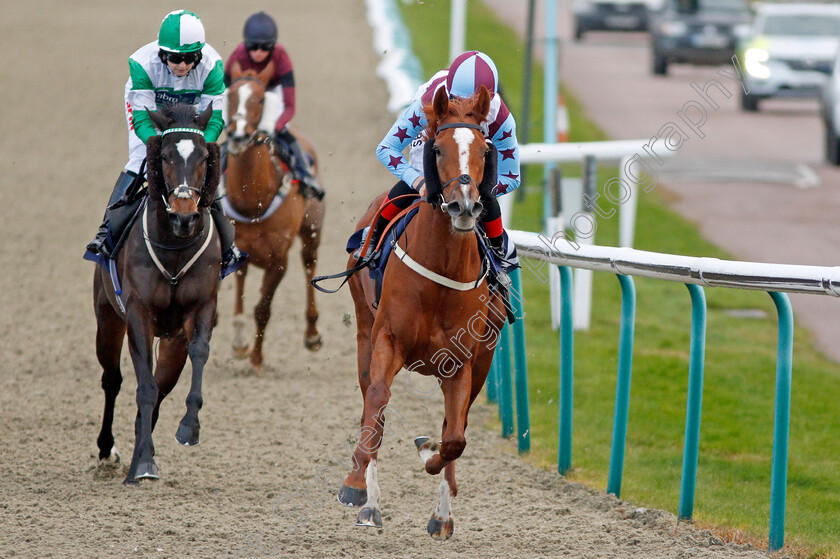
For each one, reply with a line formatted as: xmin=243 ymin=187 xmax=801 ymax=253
xmin=738 ymin=3 xmax=840 ymax=112
xmin=820 ymin=50 xmax=840 ymax=164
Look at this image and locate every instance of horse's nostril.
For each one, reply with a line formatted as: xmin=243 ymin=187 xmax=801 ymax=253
xmin=471 ymin=202 xmax=484 ymax=218
xmin=189 ymin=213 xmax=200 ymax=226
xmin=446 ymin=202 xmax=462 ymax=217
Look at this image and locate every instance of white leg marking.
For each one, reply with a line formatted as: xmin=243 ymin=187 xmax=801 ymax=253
xmin=433 ymin=479 xmax=453 ymax=520
xmin=419 ymin=447 xmax=436 ymax=465
xmin=362 ymin=459 xmax=380 ymax=509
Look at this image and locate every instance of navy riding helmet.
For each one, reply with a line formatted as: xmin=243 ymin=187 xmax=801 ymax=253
xmin=243 ymin=12 xmax=277 ymax=46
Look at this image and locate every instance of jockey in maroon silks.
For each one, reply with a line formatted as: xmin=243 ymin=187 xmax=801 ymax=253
xmin=365 ymin=50 xmax=521 ymax=268
xmin=223 ymin=11 xmax=324 ymax=200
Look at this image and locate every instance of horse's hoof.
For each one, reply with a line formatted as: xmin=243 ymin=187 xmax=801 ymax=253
xmin=175 ymin=424 xmax=200 ymax=446
xmin=250 ymin=363 xmax=263 ymax=377
xmin=99 ymin=447 xmax=121 ymax=464
xmin=356 ymin=507 xmax=383 ymax=528
xmin=134 ymin=462 xmax=159 ymax=481
xmin=304 ymin=334 xmax=322 ymax=351
xmin=232 ymin=345 xmax=251 ymax=360
xmin=414 ymin=436 xmax=431 ymax=450
xmin=338 ymin=484 xmax=367 ymax=507
xmin=427 ymin=515 xmax=454 ymax=540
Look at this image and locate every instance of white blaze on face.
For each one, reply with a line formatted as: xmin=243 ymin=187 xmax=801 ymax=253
xmin=453 ymin=128 xmax=475 ymax=176
xmin=175 ymin=139 xmax=197 ymax=196
xmin=233 ymin=83 xmax=253 ymax=137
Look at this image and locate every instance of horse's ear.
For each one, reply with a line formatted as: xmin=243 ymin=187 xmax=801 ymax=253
xmin=433 ymin=85 xmax=449 ymax=120
xmin=200 ymin=142 xmax=221 ymax=207
xmin=145 ymin=135 xmax=164 ymax=198
xmin=196 ymin=104 xmax=214 ymax=131
xmin=229 ymin=60 xmax=243 ymax=82
xmin=475 ymin=85 xmax=491 ymax=120
xmin=148 ymin=108 xmax=169 ymax=132
xmin=256 ymin=60 xmax=274 ymax=87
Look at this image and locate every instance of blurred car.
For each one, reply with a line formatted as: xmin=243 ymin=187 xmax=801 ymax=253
xmin=738 ymin=3 xmax=840 ymax=112
xmin=821 ymin=49 xmax=840 ymax=164
xmin=572 ymin=0 xmax=661 ymax=40
xmin=649 ymin=0 xmax=752 ymax=76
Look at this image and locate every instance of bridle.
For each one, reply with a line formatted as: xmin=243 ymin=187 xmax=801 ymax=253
xmin=430 ymin=122 xmax=486 ymax=214
xmin=159 ymin=127 xmax=207 ymax=212
xmin=225 ymin=76 xmax=272 ymax=155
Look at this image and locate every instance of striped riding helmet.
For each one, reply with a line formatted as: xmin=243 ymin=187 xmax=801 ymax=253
xmin=158 ymin=10 xmax=205 ymax=53
xmin=446 ymin=51 xmax=498 ymax=99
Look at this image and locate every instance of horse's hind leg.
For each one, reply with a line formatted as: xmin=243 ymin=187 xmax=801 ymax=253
xmin=299 ymin=200 xmax=324 ymax=351
xmin=232 ymin=262 xmax=250 ymax=359
xmin=250 ymin=260 xmax=287 ymax=375
xmin=94 ymin=280 xmax=126 ymax=464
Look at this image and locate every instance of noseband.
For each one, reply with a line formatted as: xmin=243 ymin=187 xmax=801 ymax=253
xmin=160 ymin=127 xmax=206 ymax=212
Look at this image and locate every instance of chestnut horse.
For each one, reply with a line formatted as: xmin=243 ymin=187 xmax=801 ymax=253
xmin=338 ymin=86 xmax=506 ymax=539
xmin=93 ymin=103 xmax=222 ymax=484
xmin=224 ymin=71 xmax=324 ymax=374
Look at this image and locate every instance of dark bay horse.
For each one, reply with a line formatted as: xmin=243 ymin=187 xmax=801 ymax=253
xmin=93 ymin=103 xmax=222 ymax=485
xmin=224 ymin=70 xmax=324 ymax=375
xmin=338 ymin=85 xmax=506 ymax=539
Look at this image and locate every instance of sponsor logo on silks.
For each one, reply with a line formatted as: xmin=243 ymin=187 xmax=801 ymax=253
xmin=155 ymin=90 xmax=199 ymax=107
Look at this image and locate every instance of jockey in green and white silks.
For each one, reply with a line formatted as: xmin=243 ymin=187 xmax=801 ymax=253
xmin=86 ymin=10 xmax=244 ymax=277
xmin=124 ymin=11 xmax=225 ymax=174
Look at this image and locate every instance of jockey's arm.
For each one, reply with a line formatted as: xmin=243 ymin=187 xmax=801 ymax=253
xmin=272 ymin=47 xmax=296 ymax=133
xmin=375 ymin=97 xmax=427 ymax=188
xmin=199 ymin=60 xmax=226 ymax=142
xmin=489 ymin=110 xmax=521 ymax=196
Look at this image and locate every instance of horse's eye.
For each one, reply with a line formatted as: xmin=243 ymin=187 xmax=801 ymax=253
xmin=259 ymin=98 xmax=265 ymax=104
xmin=433 ymin=146 xmax=441 ymax=156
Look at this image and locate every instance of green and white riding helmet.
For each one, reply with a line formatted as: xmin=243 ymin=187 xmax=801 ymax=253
xmin=158 ymin=10 xmax=205 ymax=54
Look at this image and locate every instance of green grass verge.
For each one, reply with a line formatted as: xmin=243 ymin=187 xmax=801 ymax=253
xmin=396 ymin=1 xmax=840 ymax=556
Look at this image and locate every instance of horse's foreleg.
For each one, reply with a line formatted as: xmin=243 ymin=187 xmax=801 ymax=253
xmin=299 ymin=208 xmax=322 ymax=351
xmin=176 ymin=304 xmax=215 ymax=447
xmin=339 ymin=333 xmax=402 ymax=530
xmin=124 ymin=308 xmax=158 ymax=484
xmin=421 ymin=370 xmax=472 ymax=476
xmin=250 ymin=261 xmax=287 ymax=375
xmin=425 ymin=464 xmax=457 ymax=540
xmin=152 ymin=336 xmax=189 ymax=434
xmin=348 ymin=275 xmax=373 ymax=412
xmin=94 ymin=282 xmax=126 ymax=464
xmin=232 ymin=263 xmax=250 ymax=359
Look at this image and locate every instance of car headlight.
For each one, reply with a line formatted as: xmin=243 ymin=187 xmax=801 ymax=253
xmin=659 ymin=21 xmax=688 ymax=37
xmin=732 ymin=24 xmax=751 ymax=39
xmin=744 ymin=48 xmax=771 ymax=79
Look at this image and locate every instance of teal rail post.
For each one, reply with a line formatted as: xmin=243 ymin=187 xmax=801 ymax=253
xmin=678 ymin=284 xmax=707 ymax=520
xmin=487 ymin=350 xmax=499 ymax=403
xmin=510 ymin=267 xmax=531 ymax=453
xmin=497 ymin=322 xmax=515 ymax=438
xmin=768 ymin=291 xmax=793 ymax=552
xmin=607 ymin=274 xmax=636 ymax=497
xmin=558 ymin=266 xmax=574 ymax=474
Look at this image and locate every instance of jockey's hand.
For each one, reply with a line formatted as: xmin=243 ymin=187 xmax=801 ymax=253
xmin=412 ymin=176 xmax=426 ymax=197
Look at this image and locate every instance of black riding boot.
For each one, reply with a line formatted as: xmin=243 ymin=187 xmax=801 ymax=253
xmin=357 ymin=213 xmax=389 ymax=268
xmin=487 ymin=233 xmax=512 ymax=289
xmin=276 ymin=129 xmax=325 ymax=200
xmin=86 ymin=171 xmax=138 ymax=257
xmin=210 ymin=199 xmax=246 ymax=279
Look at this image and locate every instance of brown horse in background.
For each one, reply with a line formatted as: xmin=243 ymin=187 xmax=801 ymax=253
xmin=93 ymin=104 xmax=222 ymax=484
xmin=224 ymin=69 xmax=324 ymax=374
xmin=338 ymin=86 xmax=506 ymax=539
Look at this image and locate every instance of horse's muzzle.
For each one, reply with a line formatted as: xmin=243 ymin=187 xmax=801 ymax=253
xmin=169 ymin=211 xmax=201 ymax=237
